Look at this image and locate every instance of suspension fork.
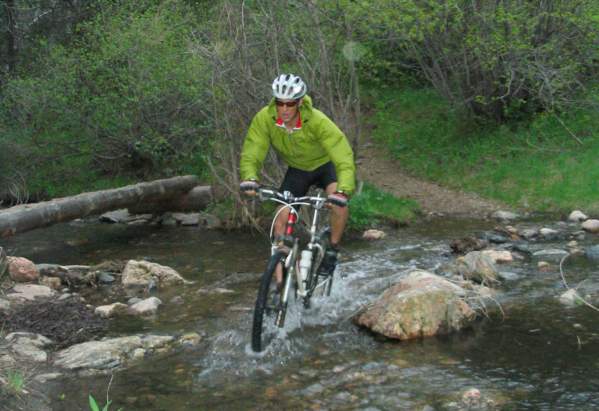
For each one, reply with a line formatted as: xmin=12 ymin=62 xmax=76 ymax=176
xmin=276 ymin=209 xmax=299 ymax=327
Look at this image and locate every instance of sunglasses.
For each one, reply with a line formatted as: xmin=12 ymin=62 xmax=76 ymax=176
xmin=275 ymin=99 xmax=299 ymax=107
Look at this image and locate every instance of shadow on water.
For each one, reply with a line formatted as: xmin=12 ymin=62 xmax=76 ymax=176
xmin=3 ymin=216 xmax=599 ymax=410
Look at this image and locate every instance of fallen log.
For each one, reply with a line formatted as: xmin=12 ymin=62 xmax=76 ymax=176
xmin=0 ymin=175 xmax=201 ymax=237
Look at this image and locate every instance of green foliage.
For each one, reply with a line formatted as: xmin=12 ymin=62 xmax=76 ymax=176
xmin=0 ymin=0 xmax=211 ymax=199
xmin=89 ymin=394 xmax=122 ymax=411
xmin=348 ymin=0 xmax=599 ymax=121
xmin=349 ymin=183 xmax=420 ymax=230
xmin=6 ymin=370 xmax=25 ymax=394
xmin=370 ymin=86 xmax=599 ymax=212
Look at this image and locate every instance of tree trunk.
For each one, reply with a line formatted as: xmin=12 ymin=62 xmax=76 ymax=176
xmin=128 ymin=185 xmax=224 ymax=214
xmin=0 ymin=175 xmax=202 ymax=237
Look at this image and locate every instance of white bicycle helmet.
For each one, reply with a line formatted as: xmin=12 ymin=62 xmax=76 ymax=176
xmin=272 ymin=74 xmax=307 ymax=100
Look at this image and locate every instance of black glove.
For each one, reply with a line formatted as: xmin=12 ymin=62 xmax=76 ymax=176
xmin=240 ymin=180 xmax=260 ymax=193
xmin=327 ymin=191 xmax=348 ymax=207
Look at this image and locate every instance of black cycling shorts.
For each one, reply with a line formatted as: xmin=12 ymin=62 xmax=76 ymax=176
xmin=279 ymin=162 xmax=337 ymax=197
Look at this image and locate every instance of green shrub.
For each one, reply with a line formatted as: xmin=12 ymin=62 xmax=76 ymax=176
xmin=349 ymin=183 xmax=420 ymax=230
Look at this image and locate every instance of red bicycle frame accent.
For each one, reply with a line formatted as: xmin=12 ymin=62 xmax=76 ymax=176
xmin=285 ymin=212 xmax=297 ymax=235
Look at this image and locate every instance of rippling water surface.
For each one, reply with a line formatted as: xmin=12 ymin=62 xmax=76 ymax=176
xmin=4 ymin=217 xmax=599 ymax=410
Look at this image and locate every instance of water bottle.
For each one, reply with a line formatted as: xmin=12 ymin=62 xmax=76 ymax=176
xmin=297 ymin=249 xmax=313 ymax=296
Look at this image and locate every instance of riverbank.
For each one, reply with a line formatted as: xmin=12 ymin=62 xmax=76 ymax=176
xmin=365 ymin=86 xmax=599 ymax=214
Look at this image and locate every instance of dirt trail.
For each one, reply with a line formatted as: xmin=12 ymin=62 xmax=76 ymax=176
xmin=356 ymin=142 xmax=504 ymax=218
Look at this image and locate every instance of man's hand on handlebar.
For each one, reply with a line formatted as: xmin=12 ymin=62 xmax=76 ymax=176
xmin=327 ymin=191 xmax=348 ymax=208
xmin=240 ymin=180 xmax=260 ymax=197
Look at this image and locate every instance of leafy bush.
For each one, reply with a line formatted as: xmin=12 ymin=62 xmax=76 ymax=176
xmin=349 ymin=183 xmax=420 ymax=230
xmin=350 ymin=0 xmax=599 ymax=121
xmin=0 ymin=1 xmax=210 ymax=199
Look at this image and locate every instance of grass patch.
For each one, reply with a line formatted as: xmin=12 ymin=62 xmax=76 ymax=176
xmin=349 ymin=183 xmax=420 ymax=230
xmin=368 ymin=86 xmax=599 ymax=213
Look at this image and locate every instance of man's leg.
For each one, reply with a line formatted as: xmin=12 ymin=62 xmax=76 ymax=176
xmin=325 ymin=182 xmax=348 ymax=248
xmin=273 ymin=205 xmax=289 ymax=288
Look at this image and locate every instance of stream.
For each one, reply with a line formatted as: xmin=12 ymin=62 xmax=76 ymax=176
xmin=3 ymin=216 xmax=599 ymax=410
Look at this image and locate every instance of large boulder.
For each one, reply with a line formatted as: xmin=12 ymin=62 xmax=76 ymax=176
xmin=353 ymin=270 xmax=476 ymax=340
xmin=7 ymin=256 xmax=40 ymax=282
xmin=53 ymin=334 xmax=175 ymax=371
xmin=121 ymin=260 xmax=188 ymax=290
xmin=456 ymin=251 xmax=500 ymax=284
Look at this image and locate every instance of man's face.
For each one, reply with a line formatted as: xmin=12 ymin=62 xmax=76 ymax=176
xmin=276 ymin=98 xmax=301 ymax=123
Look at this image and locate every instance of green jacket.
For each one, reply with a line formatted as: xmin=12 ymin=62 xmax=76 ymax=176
xmin=240 ymin=95 xmax=356 ymax=194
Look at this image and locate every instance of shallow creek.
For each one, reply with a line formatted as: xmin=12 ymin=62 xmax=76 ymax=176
xmin=3 ymin=216 xmax=599 ymax=410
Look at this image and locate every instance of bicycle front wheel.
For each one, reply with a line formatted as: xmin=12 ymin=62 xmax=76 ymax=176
xmin=251 ymin=251 xmax=286 ymax=352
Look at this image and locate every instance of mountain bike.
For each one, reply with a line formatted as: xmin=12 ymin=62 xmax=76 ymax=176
xmin=251 ymin=188 xmax=336 ymax=352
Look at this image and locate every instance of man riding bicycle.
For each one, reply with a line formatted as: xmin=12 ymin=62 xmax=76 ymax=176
xmin=239 ymin=73 xmax=356 ymax=287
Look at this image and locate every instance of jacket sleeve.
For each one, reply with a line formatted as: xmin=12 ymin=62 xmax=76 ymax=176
xmin=317 ymin=115 xmax=356 ymax=195
xmin=239 ymin=111 xmax=271 ymax=182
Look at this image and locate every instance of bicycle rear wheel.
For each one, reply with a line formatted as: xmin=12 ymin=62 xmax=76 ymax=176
xmin=251 ymin=251 xmax=286 ymax=352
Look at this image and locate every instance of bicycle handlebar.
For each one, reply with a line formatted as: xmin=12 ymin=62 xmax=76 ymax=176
xmin=258 ymin=188 xmax=328 ymax=208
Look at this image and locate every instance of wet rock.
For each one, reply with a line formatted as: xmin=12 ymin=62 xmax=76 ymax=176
xmin=172 ymin=212 xmax=201 ymax=226
xmin=6 ymin=332 xmax=53 ymax=363
xmin=461 ymin=388 xmax=481 ymax=407
xmin=537 ymin=261 xmax=551 ymax=272
xmin=129 ymin=296 xmax=162 ymax=316
xmin=491 ymin=210 xmax=519 ymax=221
xmin=510 ymin=242 xmax=531 ymax=254
xmin=582 ymin=219 xmax=599 ymax=233
xmin=481 ymin=250 xmax=513 ymax=264
xmin=6 ymin=284 xmax=56 ymax=301
xmin=39 ymin=276 xmax=62 ymax=290
xmin=485 ymin=233 xmax=509 ymax=244
xmin=532 ymin=249 xmax=568 ymax=261
xmin=362 ymin=229 xmax=386 ymax=240
xmin=7 ymin=256 xmax=40 ymax=282
xmin=97 ymin=272 xmax=116 ymax=284
xmin=569 ymin=210 xmax=588 ymax=222
xmin=520 ymin=228 xmax=538 ymax=240
xmin=450 ymin=237 xmax=488 ymax=254
xmin=99 ymin=209 xmax=130 ymax=223
xmin=95 ymin=302 xmax=129 ymax=318
xmin=54 ymin=334 xmax=175 ymax=371
xmin=456 ymin=251 xmax=499 ymax=284
xmin=586 ymin=245 xmax=599 ymax=261
xmin=539 ymin=227 xmax=559 ymax=239
xmin=353 ymin=270 xmax=475 ymax=340
xmin=560 ymin=289 xmax=583 ymax=306
xmin=122 ymin=260 xmax=188 ymax=290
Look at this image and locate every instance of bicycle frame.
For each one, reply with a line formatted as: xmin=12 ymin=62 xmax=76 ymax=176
xmin=259 ymin=189 xmax=331 ymax=323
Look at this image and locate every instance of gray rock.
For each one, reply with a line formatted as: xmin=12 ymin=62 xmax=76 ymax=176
xmin=520 ymin=228 xmax=539 ymax=240
xmin=353 ymin=270 xmax=475 ymax=340
xmin=95 ymin=302 xmax=129 ymax=318
xmin=539 ymin=227 xmax=559 ymax=239
xmin=129 ymin=297 xmax=162 ymax=316
xmin=569 ymin=210 xmax=588 ymax=222
xmin=99 ymin=209 xmax=130 ymax=223
xmin=6 ymin=332 xmax=53 ymax=363
xmin=97 ymin=272 xmax=116 ymax=284
xmin=6 ymin=284 xmax=56 ymax=301
xmin=0 ymin=298 xmax=10 ymax=312
xmin=121 ymin=260 xmax=188 ymax=290
xmin=54 ymin=335 xmax=174 ymax=371
xmin=172 ymin=212 xmax=201 ymax=226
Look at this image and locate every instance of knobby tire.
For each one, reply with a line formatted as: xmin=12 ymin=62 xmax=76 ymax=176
xmin=251 ymin=251 xmax=285 ymax=352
